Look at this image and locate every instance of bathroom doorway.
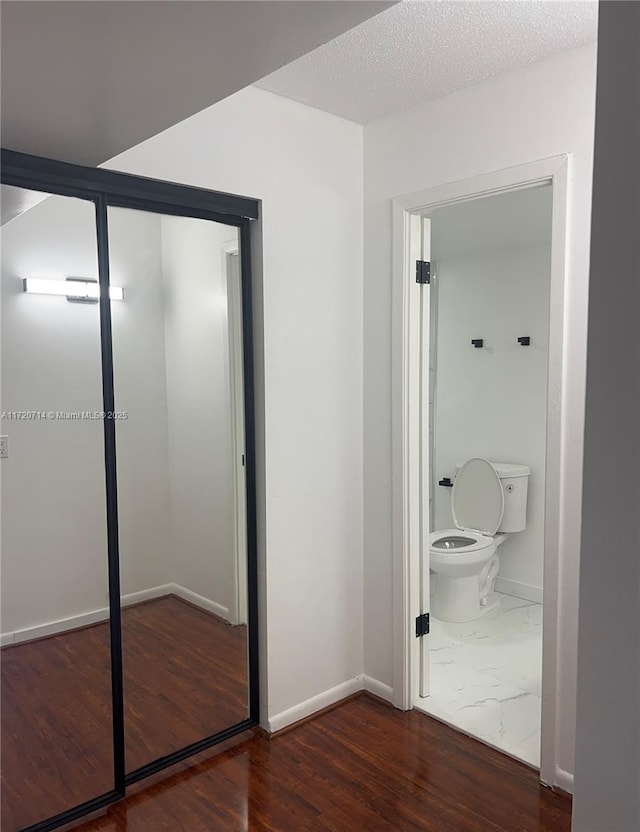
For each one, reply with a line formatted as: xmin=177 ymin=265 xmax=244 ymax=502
xmin=391 ymin=157 xmax=570 ymax=786
xmin=416 ymin=185 xmax=552 ymax=767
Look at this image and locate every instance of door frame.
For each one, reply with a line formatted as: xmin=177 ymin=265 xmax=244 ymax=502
xmin=391 ymin=155 xmax=570 ymax=788
xmin=222 ymin=238 xmax=248 ymax=627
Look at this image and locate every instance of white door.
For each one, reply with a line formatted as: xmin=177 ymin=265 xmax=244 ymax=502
xmin=416 ymin=217 xmax=432 ymax=698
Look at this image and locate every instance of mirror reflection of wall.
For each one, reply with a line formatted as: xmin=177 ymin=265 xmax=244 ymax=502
xmin=1 ymin=187 xmax=114 ymax=830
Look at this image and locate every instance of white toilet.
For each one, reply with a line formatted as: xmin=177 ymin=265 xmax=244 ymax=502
xmin=430 ymin=457 xmax=530 ymax=623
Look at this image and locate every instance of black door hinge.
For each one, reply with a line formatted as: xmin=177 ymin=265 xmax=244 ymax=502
xmin=416 ymin=260 xmax=431 ymax=285
xmin=415 ymin=613 xmax=430 ymax=637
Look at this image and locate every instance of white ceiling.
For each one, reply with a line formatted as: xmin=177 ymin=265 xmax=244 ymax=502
xmin=0 ymin=1 xmax=393 ymax=166
xmin=430 ymin=185 xmax=553 ymax=260
xmin=256 ymin=0 xmax=599 ymax=125
xmin=0 ymin=186 xmax=49 ymax=228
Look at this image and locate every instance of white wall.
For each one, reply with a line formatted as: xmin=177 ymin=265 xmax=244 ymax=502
xmin=102 ymin=86 xmax=365 ymax=726
xmin=572 ymin=3 xmax=640 ymax=829
xmin=432 ymin=242 xmax=551 ymax=598
xmin=161 ymin=215 xmax=237 ymax=619
xmin=363 ymin=44 xmax=597 ymax=781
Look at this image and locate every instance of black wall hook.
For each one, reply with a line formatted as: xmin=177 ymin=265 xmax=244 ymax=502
xmin=471 ymin=339 xmax=484 ymax=348
xmin=438 ymin=477 xmax=454 ymax=487
xmin=517 ymin=336 xmax=531 ymax=346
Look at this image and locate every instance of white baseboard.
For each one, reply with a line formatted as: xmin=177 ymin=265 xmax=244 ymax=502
xmin=268 ymin=675 xmax=364 ymax=733
xmin=554 ymin=766 xmax=574 ymax=794
xmin=495 ymin=577 xmax=543 ymax=604
xmin=1 ymin=583 xmax=229 ymax=647
xmin=170 ymin=583 xmax=229 ymax=621
xmin=121 ymin=583 xmax=174 ymax=608
xmin=1 ymin=606 xmax=113 ymax=647
xmin=363 ymin=675 xmax=393 ymax=703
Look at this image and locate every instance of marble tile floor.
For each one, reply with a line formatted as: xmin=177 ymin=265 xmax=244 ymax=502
xmin=414 ymin=593 xmax=542 ymax=768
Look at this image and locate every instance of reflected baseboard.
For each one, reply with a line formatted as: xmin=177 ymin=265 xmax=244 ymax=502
xmin=1 ymin=608 xmax=110 ymax=647
xmin=167 ymin=583 xmax=230 ymax=622
xmin=1 ymin=583 xmax=230 ymax=647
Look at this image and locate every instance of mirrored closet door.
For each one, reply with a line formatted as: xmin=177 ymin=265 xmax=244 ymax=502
xmin=0 ymin=150 xmax=258 ymax=832
xmin=107 ymin=206 xmax=249 ymax=774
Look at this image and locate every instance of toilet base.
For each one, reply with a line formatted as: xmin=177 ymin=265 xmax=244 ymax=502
xmin=480 ymin=591 xmax=500 ymax=615
xmin=433 ymin=575 xmax=501 ymax=623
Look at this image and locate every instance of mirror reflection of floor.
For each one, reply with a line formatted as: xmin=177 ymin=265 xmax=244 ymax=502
xmin=415 ymin=594 xmax=542 ymax=767
xmin=1 ymin=595 xmax=247 ymax=832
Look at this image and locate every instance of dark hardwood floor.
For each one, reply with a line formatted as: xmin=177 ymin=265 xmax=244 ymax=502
xmin=121 ymin=596 xmax=247 ymax=770
xmin=1 ymin=596 xmax=247 ymax=831
xmin=2 ymin=604 xmax=571 ymax=832
xmin=68 ymin=694 xmax=571 ymax=832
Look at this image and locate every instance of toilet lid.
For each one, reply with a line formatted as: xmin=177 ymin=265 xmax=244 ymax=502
xmin=452 ymin=457 xmax=504 ymax=535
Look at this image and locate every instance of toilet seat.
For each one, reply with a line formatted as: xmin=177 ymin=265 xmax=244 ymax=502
xmin=429 ymin=459 xmax=506 ymax=555
xmin=452 ymin=457 xmax=504 ymax=535
xmin=429 ymin=529 xmax=494 ymax=554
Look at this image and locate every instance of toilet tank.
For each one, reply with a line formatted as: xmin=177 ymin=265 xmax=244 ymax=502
xmin=490 ymin=462 xmax=530 ymax=533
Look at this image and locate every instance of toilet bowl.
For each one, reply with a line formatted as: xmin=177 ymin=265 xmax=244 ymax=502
xmin=429 ymin=458 xmax=529 ymax=623
xmin=430 ymin=530 xmax=505 ymax=621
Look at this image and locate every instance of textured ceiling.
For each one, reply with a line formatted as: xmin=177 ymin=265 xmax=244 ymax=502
xmin=256 ymin=0 xmax=598 ymax=124
xmin=0 ymin=1 xmax=393 ymax=165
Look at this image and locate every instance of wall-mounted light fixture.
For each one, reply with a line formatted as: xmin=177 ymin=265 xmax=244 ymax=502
xmin=23 ymin=277 xmax=124 ymax=302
